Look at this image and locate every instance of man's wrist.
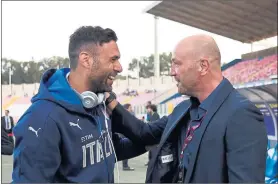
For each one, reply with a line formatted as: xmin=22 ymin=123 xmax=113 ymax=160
xmin=105 ymin=92 xmax=117 ymax=106
xmin=105 ymin=92 xmax=118 ymax=111
xmin=107 ymin=99 xmax=118 ymax=111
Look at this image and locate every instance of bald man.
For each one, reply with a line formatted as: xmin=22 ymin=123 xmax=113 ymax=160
xmin=107 ymin=34 xmax=268 ymax=183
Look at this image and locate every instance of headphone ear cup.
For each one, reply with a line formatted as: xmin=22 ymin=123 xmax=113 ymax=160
xmin=81 ymin=91 xmax=98 ymax=109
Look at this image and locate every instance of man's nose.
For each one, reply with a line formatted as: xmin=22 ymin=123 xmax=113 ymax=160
xmin=114 ymin=61 xmax=123 ymax=73
xmin=170 ymin=66 xmax=176 ymax=76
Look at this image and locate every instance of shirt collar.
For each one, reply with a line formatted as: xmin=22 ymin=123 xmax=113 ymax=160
xmin=200 ymin=77 xmax=225 ymax=111
xmin=189 ymin=77 xmax=225 ymax=120
xmin=189 ymin=97 xmax=202 ymax=120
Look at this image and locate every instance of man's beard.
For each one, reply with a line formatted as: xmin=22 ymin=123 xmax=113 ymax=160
xmin=97 ymin=83 xmax=112 ymax=93
xmin=91 ymin=77 xmax=112 ymax=93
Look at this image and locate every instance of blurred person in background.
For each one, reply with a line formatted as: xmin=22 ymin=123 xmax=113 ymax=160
xmin=145 ymin=101 xmax=152 ymax=122
xmin=145 ymin=104 xmax=160 ymax=166
xmin=147 ymin=105 xmax=160 ymax=122
xmin=1 ymin=109 xmax=15 ymax=146
xmin=121 ymin=103 xmax=135 ymax=171
xmin=1 ymin=122 xmax=14 ymax=155
xmin=2 ymin=110 xmax=14 ymax=134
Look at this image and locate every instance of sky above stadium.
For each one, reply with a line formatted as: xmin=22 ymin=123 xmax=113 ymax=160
xmin=2 ymin=1 xmax=277 ymax=75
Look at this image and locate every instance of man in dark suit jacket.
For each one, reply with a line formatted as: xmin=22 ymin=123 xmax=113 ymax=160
xmin=1 ymin=110 xmax=14 ymax=134
xmin=120 ymin=103 xmax=135 ymax=171
xmin=106 ymin=34 xmax=268 ymax=183
xmin=147 ymin=105 xmax=160 ymax=122
xmin=1 ymin=122 xmax=14 ymax=155
xmin=145 ymin=104 xmax=160 ymax=165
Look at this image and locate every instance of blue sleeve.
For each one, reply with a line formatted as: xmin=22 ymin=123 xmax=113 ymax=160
xmin=12 ymin=113 xmax=61 ymax=183
xmin=146 ymin=113 xmax=150 ymax=121
xmin=226 ymin=104 xmax=268 ymax=183
xmin=112 ymin=133 xmax=146 ymax=161
xmin=112 ymin=103 xmax=167 ymax=145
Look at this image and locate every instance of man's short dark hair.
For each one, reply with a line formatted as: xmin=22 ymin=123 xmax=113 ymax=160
xmin=146 ymin=101 xmax=152 ymax=109
xmin=123 ymin=103 xmax=131 ymax=110
xmin=150 ymin=104 xmax=157 ymax=112
xmin=5 ymin=110 xmax=9 ymax=113
xmin=68 ymin=26 xmax=118 ymax=69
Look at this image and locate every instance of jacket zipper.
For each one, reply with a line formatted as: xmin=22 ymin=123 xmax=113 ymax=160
xmin=91 ymin=115 xmax=110 ymax=182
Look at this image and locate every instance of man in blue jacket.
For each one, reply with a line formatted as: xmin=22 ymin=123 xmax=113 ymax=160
xmin=12 ymin=26 xmax=146 ymax=183
xmin=106 ymin=34 xmax=268 ymax=183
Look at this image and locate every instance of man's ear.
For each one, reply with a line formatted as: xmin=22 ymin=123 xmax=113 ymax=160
xmin=199 ymin=59 xmax=209 ymax=75
xmin=79 ymin=51 xmax=91 ymax=69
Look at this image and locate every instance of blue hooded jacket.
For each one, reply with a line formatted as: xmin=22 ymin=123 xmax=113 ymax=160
xmin=12 ymin=68 xmax=146 ymax=183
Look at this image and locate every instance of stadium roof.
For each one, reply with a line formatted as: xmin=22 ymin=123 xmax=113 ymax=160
xmin=144 ymin=1 xmax=278 ymax=43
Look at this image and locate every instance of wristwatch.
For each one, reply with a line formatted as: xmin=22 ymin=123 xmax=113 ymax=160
xmin=105 ymin=91 xmax=117 ymax=106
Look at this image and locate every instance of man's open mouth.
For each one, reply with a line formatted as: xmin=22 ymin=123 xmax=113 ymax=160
xmin=108 ymin=76 xmax=115 ymax=81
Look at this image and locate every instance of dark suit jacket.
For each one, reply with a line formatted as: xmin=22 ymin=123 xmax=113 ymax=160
xmin=1 ymin=124 xmax=14 ymax=155
xmin=112 ymin=78 xmax=268 ymax=183
xmin=149 ymin=112 xmax=160 ymax=122
xmin=1 ymin=116 xmax=14 ymax=134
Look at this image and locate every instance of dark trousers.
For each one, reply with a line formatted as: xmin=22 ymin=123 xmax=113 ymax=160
xmin=122 ymin=159 xmax=129 ymax=168
xmin=9 ymin=136 xmax=14 ymax=145
xmin=148 ymin=151 xmax=152 ymax=161
xmin=148 ymin=148 xmax=156 ymax=162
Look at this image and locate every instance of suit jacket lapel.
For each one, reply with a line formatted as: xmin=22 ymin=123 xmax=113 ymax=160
xmin=161 ymin=105 xmax=191 ymax=145
xmin=184 ymin=79 xmax=234 ymax=183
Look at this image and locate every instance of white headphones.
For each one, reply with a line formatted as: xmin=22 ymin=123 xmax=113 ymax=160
xmin=79 ymin=91 xmax=105 ymax=109
xmin=66 ymin=72 xmax=105 ymax=109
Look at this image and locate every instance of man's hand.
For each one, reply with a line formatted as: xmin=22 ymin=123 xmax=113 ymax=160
xmin=104 ymin=92 xmax=118 ymax=111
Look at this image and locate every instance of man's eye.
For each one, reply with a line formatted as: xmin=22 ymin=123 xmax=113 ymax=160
xmin=111 ymin=57 xmax=119 ymax=62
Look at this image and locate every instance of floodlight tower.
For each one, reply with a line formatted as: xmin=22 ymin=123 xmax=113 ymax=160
xmin=154 ymin=16 xmax=160 ymax=82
